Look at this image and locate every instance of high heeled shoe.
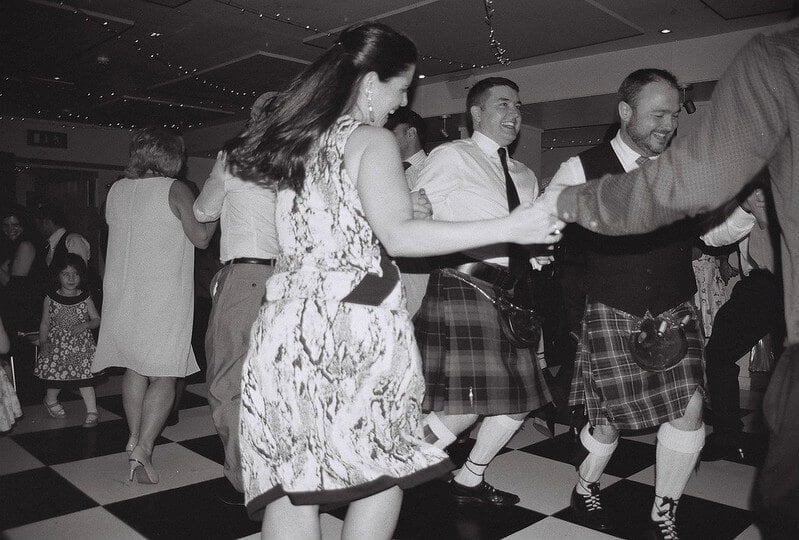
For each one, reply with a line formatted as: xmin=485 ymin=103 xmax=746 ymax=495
xmin=125 ymin=436 xmax=138 ymax=455
xmin=128 ymin=446 xmax=159 ymax=484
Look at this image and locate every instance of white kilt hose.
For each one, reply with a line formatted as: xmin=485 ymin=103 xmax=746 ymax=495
xmin=414 ymin=267 xmax=552 ymax=416
xmin=569 ymin=300 xmax=705 ymax=430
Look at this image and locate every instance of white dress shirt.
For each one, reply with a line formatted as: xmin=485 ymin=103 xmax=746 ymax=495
xmin=47 ymin=227 xmax=91 ymax=265
xmin=415 ymin=131 xmax=538 ymax=266
xmin=193 ymin=152 xmax=279 ymax=262
xmin=701 ymin=206 xmax=774 ymax=275
xmin=403 ymin=149 xmax=427 ymax=191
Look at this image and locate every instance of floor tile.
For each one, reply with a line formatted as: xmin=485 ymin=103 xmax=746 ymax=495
xmin=104 ymin=477 xmax=259 ymax=539
xmin=553 ymin=479 xmax=753 ymax=539
xmin=51 ymin=442 xmax=223 ymax=505
xmin=505 ymin=515 xmax=619 ymax=539
xmin=488 ymin=450 xmax=621 ymax=515
xmin=0 ymin=437 xmax=44 ymax=475
xmin=0 ymin=467 xmax=99 ymax=530
xmin=178 ymin=434 xmax=225 ymax=465
xmin=629 ymin=459 xmax=758 ymax=510
xmin=329 ymin=478 xmax=548 ymax=540
xmin=11 ymin=418 xmax=167 ymax=465
xmin=9 ymin=399 xmax=121 ymax=435
xmin=735 ymin=523 xmax=765 ymax=539
xmin=185 ymin=382 xmax=208 ymax=399
xmin=160 ymin=405 xmax=216 ymax=442
xmin=4 ymin=506 xmax=145 ymax=540
xmin=95 ymin=389 xmax=207 ymax=419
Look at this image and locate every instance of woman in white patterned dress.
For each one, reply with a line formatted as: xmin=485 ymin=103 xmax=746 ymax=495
xmin=224 ymin=23 xmax=563 ymax=539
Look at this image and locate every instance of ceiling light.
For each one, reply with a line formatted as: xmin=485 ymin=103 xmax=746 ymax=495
xmin=418 ymin=74 xmax=426 ymax=79
xmin=660 ymin=28 xmax=672 ymax=34
xmin=150 ymin=32 xmax=161 ymax=37
xmin=53 ymin=76 xmax=61 ymax=80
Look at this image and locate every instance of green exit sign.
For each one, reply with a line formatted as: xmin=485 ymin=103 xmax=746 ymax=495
xmin=27 ymin=130 xmax=68 ymax=148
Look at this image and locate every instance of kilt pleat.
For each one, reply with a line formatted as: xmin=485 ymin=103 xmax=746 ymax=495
xmin=569 ymin=301 xmax=705 ymax=430
xmin=414 ymin=268 xmax=551 ymax=415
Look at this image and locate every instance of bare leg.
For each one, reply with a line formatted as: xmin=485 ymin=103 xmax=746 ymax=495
xmin=342 ymin=486 xmax=402 ymax=540
xmin=45 ymin=387 xmax=61 ymax=404
xmin=78 ymin=386 xmax=98 ymax=413
xmin=123 ymin=369 xmax=148 ymax=450
xmin=261 ymin=496 xmax=321 ymax=540
xmin=137 ymin=376 xmax=176 ymax=454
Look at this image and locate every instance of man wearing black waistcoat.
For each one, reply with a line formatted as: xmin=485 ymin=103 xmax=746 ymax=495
xmin=548 ymin=69 xmax=705 ymax=539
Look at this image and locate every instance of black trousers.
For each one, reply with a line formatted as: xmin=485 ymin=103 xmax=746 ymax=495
xmin=704 ymin=269 xmax=784 ymax=435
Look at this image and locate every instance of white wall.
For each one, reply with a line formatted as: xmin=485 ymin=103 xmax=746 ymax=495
xmin=410 ymin=25 xmax=779 ymax=118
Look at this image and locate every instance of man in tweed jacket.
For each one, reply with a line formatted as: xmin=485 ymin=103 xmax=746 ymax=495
xmin=548 ymin=69 xmax=705 ymax=538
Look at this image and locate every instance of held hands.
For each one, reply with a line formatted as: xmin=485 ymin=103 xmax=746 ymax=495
xmin=740 ymin=188 xmax=767 ymax=229
xmin=411 ymin=189 xmax=432 ymax=220
xmin=507 ymin=199 xmax=564 ymax=245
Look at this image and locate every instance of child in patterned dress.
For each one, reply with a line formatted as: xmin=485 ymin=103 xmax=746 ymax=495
xmin=0 ymin=314 xmax=23 ymax=432
xmin=35 ymin=253 xmax=101 ymax=427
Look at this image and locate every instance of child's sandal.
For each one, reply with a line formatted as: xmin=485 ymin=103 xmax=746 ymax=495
xmin=82 ymin=412 xmax=100 ymax=428
xmin=44 ymin=400 xmax=66 ymax=419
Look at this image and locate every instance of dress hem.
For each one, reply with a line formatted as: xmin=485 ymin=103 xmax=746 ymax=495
xmin=245 ymin=458 xmax=454 ymax=521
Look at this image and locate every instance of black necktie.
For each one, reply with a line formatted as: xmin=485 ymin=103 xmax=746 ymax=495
xmin=402 ymin=161 xmax=412 ymax=171
xmin=497 ymin=148 xmax=532 ymax=288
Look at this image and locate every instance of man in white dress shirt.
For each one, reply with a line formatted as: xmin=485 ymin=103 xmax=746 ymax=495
xmin=414 ymin=77 xmax=552 ymax=507
xmin=547 ymin=69 xmax=704 ymax=538
xmin=37 ymin=204 xmax=91 ymax=267
xmin=385 ymin=107 xmax=430 ymax=315
xmin=193 ymin=94 xmax=279 ymax=504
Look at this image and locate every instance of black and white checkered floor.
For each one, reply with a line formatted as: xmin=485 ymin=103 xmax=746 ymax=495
xmin=2 ymin=372 xmax=767 ymax=539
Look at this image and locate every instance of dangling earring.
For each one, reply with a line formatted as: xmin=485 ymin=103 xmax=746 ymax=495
xmin=367 ymin=89 xmax=376 ymax=125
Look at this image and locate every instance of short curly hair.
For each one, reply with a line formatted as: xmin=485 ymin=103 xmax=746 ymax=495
xmin=125 ymin=127 xmax=185 ymax=179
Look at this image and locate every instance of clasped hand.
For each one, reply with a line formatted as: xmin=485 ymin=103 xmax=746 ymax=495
xmin=507 ymin=197 xmax=564 ymax=245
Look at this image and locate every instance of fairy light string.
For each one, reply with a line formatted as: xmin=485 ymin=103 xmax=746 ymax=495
xmin=483 ymin=0 xmax=511 ymax=65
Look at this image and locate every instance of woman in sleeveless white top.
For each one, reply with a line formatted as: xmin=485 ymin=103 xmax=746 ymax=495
xmin=93 ymin=128 xmax=215 ymax=484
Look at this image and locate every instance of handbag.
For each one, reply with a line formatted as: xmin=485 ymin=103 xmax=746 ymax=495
xmin=749 ymin=333 xmax=775 ymax=372
xmin=445 ymin=269 xmax=542 ymax=348
xmin=629 ymin=313 xmax=692 ymax=372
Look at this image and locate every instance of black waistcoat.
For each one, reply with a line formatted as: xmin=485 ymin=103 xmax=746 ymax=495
xmin=49 ymin=230 xmax=72 ymax=271
xmin=577 ymin=142 xmax=697 ymax=317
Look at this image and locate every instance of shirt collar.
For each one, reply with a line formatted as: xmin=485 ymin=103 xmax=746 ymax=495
xmin=610 ymin=130 xmax=654 ymax=171
xmin=472 ymin=130 xmax=503 ymax=157
xmin=406 ymin=149 xmax=426 ymax=168
xmin=48 ymin=227 xmax=66 ymax=246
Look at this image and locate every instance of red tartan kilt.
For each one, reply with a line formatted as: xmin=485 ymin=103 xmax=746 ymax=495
xmin=413 ymin=269 xmax=551 ymax=415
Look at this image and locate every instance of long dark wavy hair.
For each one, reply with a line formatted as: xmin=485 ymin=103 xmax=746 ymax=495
xmin=223 ymin=22 xmax=417 ymax=192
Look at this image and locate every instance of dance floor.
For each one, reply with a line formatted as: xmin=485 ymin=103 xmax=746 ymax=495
xmin=2 ymin=372 xmax=767 ymax=539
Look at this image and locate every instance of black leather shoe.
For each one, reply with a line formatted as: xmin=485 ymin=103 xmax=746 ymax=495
xmin=646 ymin=497 xmax=679 ymax=539
xmin=570 ymin=483 xmax=611 ymax=531
xmin=700 ymin=432 xmax=747 ymax=462
xmin=450 ymin=480 xmax=520 ymax=506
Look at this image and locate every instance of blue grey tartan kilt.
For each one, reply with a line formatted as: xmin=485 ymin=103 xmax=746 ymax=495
xmin=413 ymin=268 xmax=552 ymax=415
xmin=569 ymin=300 xmax=705 ymax=431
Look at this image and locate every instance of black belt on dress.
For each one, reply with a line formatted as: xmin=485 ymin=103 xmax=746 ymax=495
xmin=224 ymin=257 xmax=275 ymax=266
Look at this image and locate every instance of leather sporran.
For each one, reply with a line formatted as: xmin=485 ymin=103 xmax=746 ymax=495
xmin=494 ymin=288 xmax=542 ymax=348
xmin=629 ymin=313 xmax=692 ymax=372
xmin=444 ymin=269 xmax=542 ymax=348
